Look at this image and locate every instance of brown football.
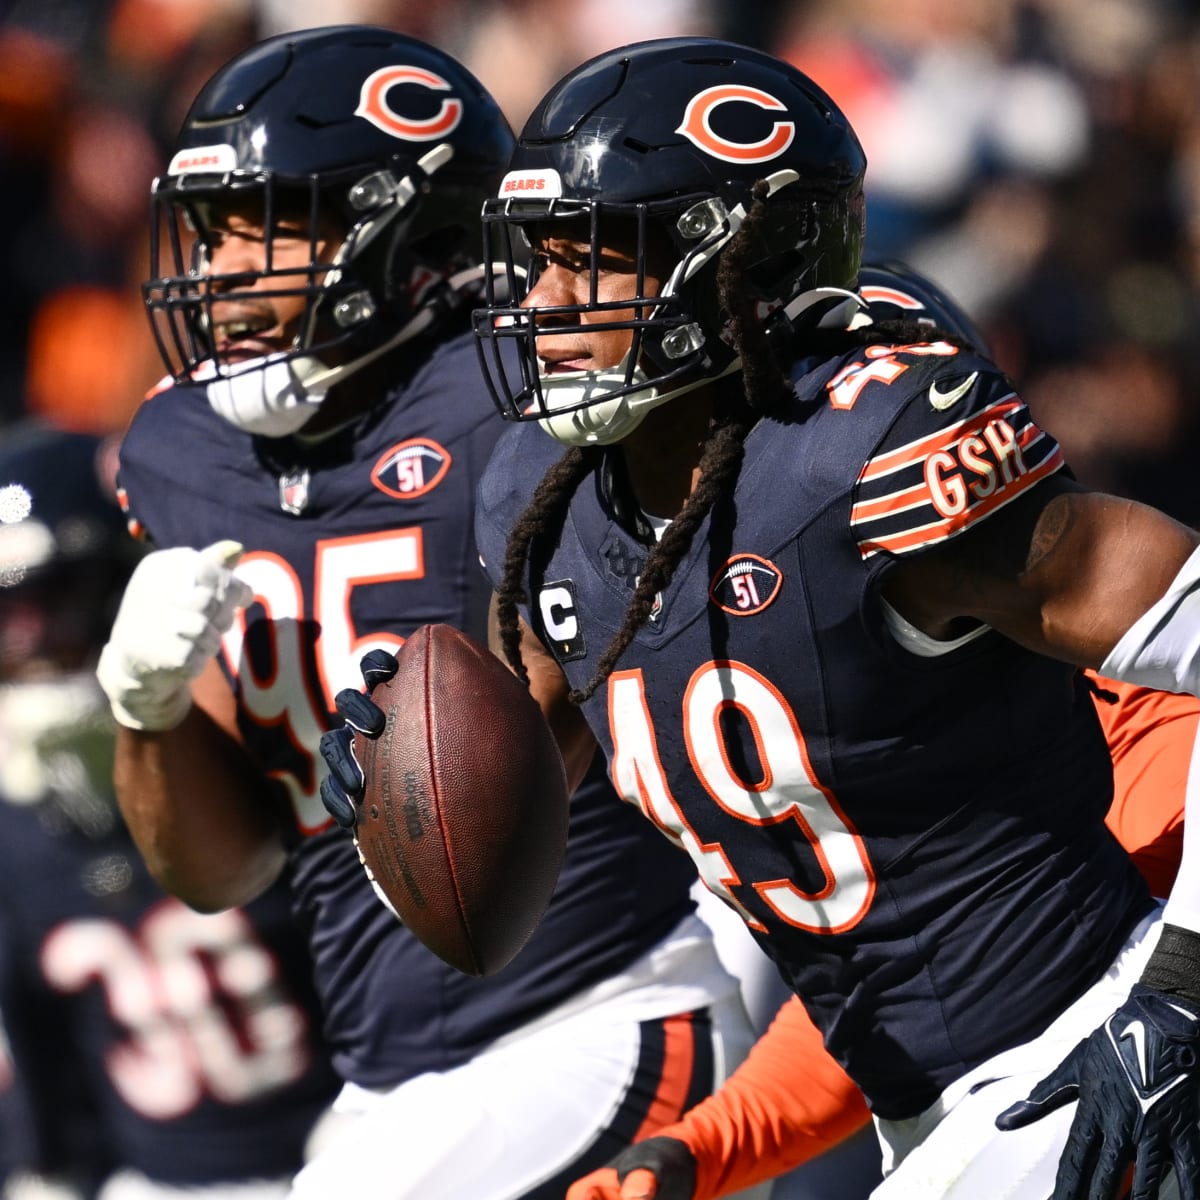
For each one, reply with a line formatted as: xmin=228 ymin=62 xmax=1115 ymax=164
xmin=352 ymin=623 xmax=569 ymax=976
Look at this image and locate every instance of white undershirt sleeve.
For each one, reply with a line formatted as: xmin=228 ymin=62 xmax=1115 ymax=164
xmin=1100 ymin=544 xmax=1200 ymax=696
xmin=1101 ymin=542 xmax=1200 ymax=934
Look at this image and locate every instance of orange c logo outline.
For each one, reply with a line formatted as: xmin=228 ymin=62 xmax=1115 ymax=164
xmin=676 ymin=85 xmax=795 ymax=164
xmin=355 ymin=66 xmax=463 ymax=141
xmin=858 ymin=285 xmax=925 ymax=311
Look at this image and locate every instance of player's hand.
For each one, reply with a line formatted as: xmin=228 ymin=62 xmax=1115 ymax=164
xmin=566 ymin=1137 xmax=697 ymax=1200
xmin=996 ymin=983 xmax=1200 ymax=1199
xmin=96 ymin=539 xmax=252 ymax=731
xmin=318 ymin=649 xmax=397 ymax=829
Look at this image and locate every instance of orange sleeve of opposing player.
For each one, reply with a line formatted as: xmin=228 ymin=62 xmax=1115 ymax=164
xmin=647 ymin=995 xmax=869 ymax=1200
xmin=1088 ymin=669 xmax=1195 ymax=899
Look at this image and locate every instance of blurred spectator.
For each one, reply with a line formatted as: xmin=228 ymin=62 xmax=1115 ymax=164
xmin=776 ymin=0 xmax=1091 ymax=260
xmin=452 ymin=0 xmax=719 ymax=128
xmin=0 ymin=4 xmax=256 ymax=436
xmin=772 ymin=0 xmax=1200 ymax=527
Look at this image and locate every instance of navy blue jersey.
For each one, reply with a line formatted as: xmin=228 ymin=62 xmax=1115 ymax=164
xmin=117 ymin=332 xmax=698 ymax=1088
xmin=476 ymin=336 xmax=1155 ymax=1120
xmin=0 ymin=794 xmax=337 ymax=1187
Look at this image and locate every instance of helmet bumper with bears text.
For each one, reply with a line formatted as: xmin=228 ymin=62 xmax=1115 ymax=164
xmin=144 ymin=25 xmax=514 ymax=438
xmin=472 ymin=37 xmax=867 ymax=446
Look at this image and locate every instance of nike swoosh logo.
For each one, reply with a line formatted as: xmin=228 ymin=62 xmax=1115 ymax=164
xmin=1119 ymin=1018 xmax=1149 ymax=1087
xmin=928 ymin=371 xmax=978 ymax=411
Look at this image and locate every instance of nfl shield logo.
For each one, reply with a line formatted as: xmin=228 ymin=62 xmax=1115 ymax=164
xmin=279 ymin=468 xmax=310 ymax=516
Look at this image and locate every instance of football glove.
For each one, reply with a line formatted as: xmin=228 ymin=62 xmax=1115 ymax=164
xmin=318 ymin=649 xmax=397 ymax=829
xmin=996 ymin=982 xmax=1200 ymax=1200
xmin=565 ymin=1137 xmax=697 ymax=1200
xmin=96 ymin=539 xmax=252 ymax=732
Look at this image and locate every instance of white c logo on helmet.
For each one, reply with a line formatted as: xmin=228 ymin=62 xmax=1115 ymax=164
xmin=356 ymin=66 xmax=463 ymax=141
xmin=676 ymin=85 xmax=795 ymax=164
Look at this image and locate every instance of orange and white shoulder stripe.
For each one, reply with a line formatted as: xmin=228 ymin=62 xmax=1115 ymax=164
xmin=851 ymin=394 xmax=1065 ymax=559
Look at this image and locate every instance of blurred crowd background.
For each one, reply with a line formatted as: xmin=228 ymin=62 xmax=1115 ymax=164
xmin=2 ymin=0 xmax=1200 ymax=519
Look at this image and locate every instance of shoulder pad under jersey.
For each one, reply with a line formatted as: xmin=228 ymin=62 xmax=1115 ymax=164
xmin=841 ymin=341 xmax=1065 ymax=559
xmin=474 ymin=420 xmax=563 ymax=586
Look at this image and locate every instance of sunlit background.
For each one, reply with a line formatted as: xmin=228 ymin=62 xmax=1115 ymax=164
xmin=1 ymin=0 xmax=1197 ymax=507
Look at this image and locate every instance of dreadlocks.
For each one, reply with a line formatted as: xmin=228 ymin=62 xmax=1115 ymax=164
xmin=494 ymin=183 xmax=965 ymax=702
xmin=495 ymin=443 xmax=597 ymax=684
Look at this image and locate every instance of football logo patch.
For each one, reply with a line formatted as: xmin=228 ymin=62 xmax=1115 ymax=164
xmin=371 ymin=439 xmax=452 ymax=499
xmin=709 ymin=554 xmax=782 ymax=615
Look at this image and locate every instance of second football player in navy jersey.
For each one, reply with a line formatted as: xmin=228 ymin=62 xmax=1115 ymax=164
xmin=117 ymin=353 xmax=721 ymax=1094
xmin=99 ymin=28 xmax=758 ymax=1200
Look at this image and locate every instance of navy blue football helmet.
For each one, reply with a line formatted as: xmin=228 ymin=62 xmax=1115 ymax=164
xmin=144 ymin=25 xmax=514 ymax=435
xmin=472 ymin=37 xmax=867 ymax=445
xmin=855 ymin=261 xmax=990 ymax=354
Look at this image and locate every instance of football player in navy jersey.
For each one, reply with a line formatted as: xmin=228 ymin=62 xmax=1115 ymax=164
xmin=96 ymin=27 xmax=761 ymax=1200
xmin=561 ymin=266 xmax=1195 ymax=1200
xmin=320 ymin=37 xmax=1200 ymax=1200
xmin=0 ymin=421 xmax=339 ymax=1199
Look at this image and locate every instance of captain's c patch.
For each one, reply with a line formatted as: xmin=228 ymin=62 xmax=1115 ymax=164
xmin=710 ymin=554 xmax=782 ymax=616
xmin=538 ymin=580 xmax=587 ymax=662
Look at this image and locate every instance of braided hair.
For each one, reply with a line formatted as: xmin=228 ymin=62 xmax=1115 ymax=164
xmin=496 ymin=183 xmax=959 ymax=702
xmin=495 ymin=443 xmax=597 ymax=685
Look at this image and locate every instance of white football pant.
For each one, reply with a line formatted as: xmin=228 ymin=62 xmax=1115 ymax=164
xmin=288 ymin=912 xmax=765 ymax=1200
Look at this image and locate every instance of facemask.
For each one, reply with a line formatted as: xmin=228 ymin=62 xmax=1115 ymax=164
xmin=537 ymin=358 xmax=741 ymax=447
xmin=202 ymin=355 xmax=331 ymax=438
xmin=200 ymin=302 xmax=441 ymax=438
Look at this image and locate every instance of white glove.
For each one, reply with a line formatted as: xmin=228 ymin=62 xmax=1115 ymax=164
xmin=96 ymin=539 xmax=253 ymax=731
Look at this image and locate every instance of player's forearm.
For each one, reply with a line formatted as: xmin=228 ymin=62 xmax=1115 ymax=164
xmin=113 ymin=707 xmax=286 ymax=912
xmin=495 ymin=607 xmax=598 ymax=793
xmin=660 ymin=996 xmax=871 ymax=1200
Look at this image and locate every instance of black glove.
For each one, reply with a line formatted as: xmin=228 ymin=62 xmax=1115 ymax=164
xmin=609 ymin=1136 xmax=697 ymax=1200
xmin=997 ymin=958 xmax=1200 ymax=1200
xmin=318 ymin=649 xmax=398 ymax=829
